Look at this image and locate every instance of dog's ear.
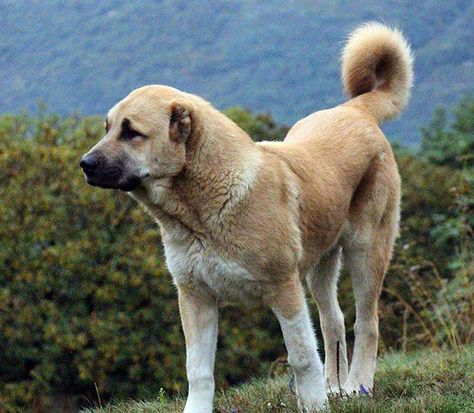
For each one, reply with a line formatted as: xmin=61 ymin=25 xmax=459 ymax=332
xmin=169 ymin=103 xmax=192 ymax=144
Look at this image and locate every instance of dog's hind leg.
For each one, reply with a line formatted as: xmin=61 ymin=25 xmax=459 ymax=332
xmin=270 ymin=275 xmax=327 ymax=412
xmin=306 ymin=247 xmax=348 ymax=394
xmin=342 ymin=208 xmax=398 ymax=395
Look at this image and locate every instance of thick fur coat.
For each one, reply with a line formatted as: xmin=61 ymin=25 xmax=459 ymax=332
xmin=81 ymin=22 xmax=414 ymax=413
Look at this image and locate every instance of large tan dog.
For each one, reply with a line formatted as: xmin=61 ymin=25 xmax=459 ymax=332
xmin=80 ymin=22 xmax=413 ymax=412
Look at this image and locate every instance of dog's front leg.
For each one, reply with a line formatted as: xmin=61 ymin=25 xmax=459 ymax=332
xmin=178 ymin=286 xmax=218 ymax=413
xmin=270 ymin=276 xmax=327 ymax=412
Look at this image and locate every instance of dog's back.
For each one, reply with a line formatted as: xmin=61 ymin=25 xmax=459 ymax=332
xmin=258 ymin=23 xmax=413 ymax=268
xmin=285 ymin=21 xmax=413 ymax=153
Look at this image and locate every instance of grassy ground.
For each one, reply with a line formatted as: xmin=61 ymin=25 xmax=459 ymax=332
xmin=83 ymin=345 xmax=474 ymax=413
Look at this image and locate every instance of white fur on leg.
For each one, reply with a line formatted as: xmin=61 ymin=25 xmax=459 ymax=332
xmin=183 ymin=312 xmax=218 ymax=413
xmin=343 ymin=247 xmax=381 ymax=396
xmin=320 ymin=308 xmax=348 ymax=394
xmin=274 ymin=305 xmax=327 ymax=411
xmin=343 ymin=318 xmax=378 ymax=396
xmin=306 ymin=250 xmax=349 ymax=394
xmin=183 ymin=345 xmax=214 ymax=413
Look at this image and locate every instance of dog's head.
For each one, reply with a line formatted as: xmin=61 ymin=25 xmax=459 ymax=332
xmin=80 ymin=86 xmax=193 ymax=191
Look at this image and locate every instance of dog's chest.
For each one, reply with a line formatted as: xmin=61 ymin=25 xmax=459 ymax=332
xmin=163 ymin=236 xmax=262 ymax=302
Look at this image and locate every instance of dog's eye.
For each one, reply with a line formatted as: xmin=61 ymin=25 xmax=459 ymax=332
xmin=121 ymin=118 xmax=146 ymax=140
xmin=104 ymin=118 xmax=109 ymax=133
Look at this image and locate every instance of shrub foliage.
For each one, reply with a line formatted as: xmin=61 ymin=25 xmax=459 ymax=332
xmin=0 ymin=100 xmax=472 ymax=410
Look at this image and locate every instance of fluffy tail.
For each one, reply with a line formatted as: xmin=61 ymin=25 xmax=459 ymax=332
xmin=341 ymin=22 xmax=414 ymax=123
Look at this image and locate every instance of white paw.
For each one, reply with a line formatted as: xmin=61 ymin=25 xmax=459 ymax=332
xmin=341 ymin=383 xmax=372 ymax=397
xmin=297 ymin=394 xmax=328 ymax=412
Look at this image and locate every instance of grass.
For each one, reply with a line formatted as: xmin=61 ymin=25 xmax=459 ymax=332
xmin=83 ymin=345 xmax=474 ymax=413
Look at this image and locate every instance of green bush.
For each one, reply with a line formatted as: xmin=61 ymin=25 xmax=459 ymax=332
xmin=0 ymin=112 xmax=286 ymax=411
xmin=378 ymin=153 xmax=473 ymax=351
xmin=225 ymin=107 xmax=289 ymax=141
xmin=0 ymin=104 xmax=472 ymax=411
xmin=421 ymin=96 xmax=474 ymax=168
xmin=380 ymin=96 xmax=474 ymax=351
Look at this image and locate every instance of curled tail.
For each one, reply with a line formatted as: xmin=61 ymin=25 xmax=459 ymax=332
xmin=341 ymin=22 xmax=414 ymax=123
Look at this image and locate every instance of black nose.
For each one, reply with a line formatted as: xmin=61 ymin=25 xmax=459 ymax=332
xmin=80 ymin=154 xmax=98 ymax=171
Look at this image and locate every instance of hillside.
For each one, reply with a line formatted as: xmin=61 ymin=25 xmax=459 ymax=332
xmin=1 ymin=0 xmax=473 ymax=145
xmin=83 ymin=345 xmax=474 ymax=413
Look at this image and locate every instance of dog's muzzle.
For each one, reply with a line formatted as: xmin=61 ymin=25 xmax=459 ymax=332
xmin=80 ymin=152 xmax=141 ymax=192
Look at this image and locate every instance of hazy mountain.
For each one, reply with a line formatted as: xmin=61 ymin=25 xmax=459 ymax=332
xmin=1 ymin=0 xmax=473 ymax=145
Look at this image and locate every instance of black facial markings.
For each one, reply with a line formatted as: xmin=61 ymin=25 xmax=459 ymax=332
xmin=105 ymin=117 xmax=110 ymax=133
xmin=120 ymin=118 xmax=146 ymax=140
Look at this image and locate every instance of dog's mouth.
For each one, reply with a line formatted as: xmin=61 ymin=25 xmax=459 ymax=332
xmin=80 ymin=153 xmax=144 ymax=192
xmin=83 ymin=170 xmax=142 ymax=192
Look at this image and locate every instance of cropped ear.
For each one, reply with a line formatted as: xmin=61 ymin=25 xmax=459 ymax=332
xmin=169 ymin=103 xmax=192 ymax=143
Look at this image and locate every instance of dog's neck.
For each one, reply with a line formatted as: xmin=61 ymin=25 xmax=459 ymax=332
xmin=133 ymin=110 xmax=262 ymax=238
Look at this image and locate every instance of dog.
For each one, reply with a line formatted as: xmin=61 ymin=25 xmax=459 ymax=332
xmin=80 ymin=22 xmax=413 ymax=412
